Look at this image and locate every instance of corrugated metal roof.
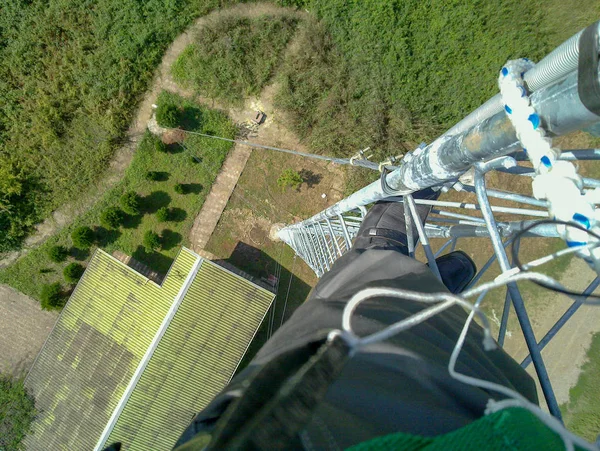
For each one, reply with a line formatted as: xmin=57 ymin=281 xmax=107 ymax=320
xmin=105 ymin=259 xmax=275 ymax=450
xmin=24 ymin=247 xmax=273 ymax=451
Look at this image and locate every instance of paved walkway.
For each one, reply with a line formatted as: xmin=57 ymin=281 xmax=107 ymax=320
xmin=190 ymin=145 xmax=253 ymax=251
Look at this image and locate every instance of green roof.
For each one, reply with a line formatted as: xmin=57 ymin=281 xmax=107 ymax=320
xmin=24 ymin=248 xmax=274 ymax=450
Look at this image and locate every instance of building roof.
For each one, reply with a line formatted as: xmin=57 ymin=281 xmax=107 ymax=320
xmin=24 ymin=248 xmax=274 ymax=451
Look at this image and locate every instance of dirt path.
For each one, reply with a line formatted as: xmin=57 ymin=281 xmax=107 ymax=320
xmin=0 ymin=2 xmax=299 ymax=269
xmin=0 ymin=285 xmax=58 ymax=376
xmin=501 ymin=257 xmax=600 ymax=406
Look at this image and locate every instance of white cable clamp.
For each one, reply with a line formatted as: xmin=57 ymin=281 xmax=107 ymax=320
xmin=499 ymin=59 xmax=600 ymax=271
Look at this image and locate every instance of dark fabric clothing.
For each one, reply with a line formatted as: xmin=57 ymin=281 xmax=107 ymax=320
xmin=175 ymin=246 xmax=538 ymax=450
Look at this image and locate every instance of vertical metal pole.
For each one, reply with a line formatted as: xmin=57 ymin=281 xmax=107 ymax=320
xmin=403 ymin=197 xmax=416 ymax=258
xmin=326 ymin=218 xmax=343 ymax=256
xmin=498 ymin=238 xmax=519 ymax=346
xmin=317 ymin=222 xmax=335 ymax=266
xmin=405 ymin=195 xmax=442 ymax=280
xmin=338 ymin=214 xmax=353 ymax=250
xmin=474 ymin=159 xmax=562 ymax=420
xmin=309 ymin=225 xmax=330 ymax=272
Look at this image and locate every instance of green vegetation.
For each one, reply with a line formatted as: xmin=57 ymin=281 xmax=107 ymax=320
xmin=63 ymin=263 xmax=85 ymax=284
xmin=145 ymin=171 xmax=162 ymax=182
xmin=562 ymin=332 xmax=600 ymax=441
xmin=0 ymin=0 xmax=239 ymax=252
xmin=100 ymin=207 xmax=124 ymax=230
xmin=277 ymin=169 xmax=303 ymax=191
xmin=156 ymin=103 xmax=180 ymax=128
xmin=155 ymin=140 xmax=168 ymax=154
xmin=120 ymin=191 xmax=141 ymax=215
xmin=71 ymin=227 xmax=95 ymax=250
xmin=0 ymin=92 xmax=235 ymax=301
xmin=172 ymin=15 xmax=299 ymax=104
xmin=174 ymin=184 xmax=186 ymax=195
xmin=156 ymin=207 xmax=169 ymax=222
xmin=143 ymin=231 xmax=161 ymax=252
xmin=47 ymin=245 xmax=67 ymax=263
xmin=40 ymin=282 xmax=64 ymax=310
xmin=0 ymin=375 xmax=36 ymax=451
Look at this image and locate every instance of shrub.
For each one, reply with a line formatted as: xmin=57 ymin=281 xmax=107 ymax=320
xmin=63 ymin=263 xmax=85 ymax=284
xmin=154 ymin=140 xmax=167 ymax=153
xmin=146 ymin=171 xmax=160 ymax=181
xmin=190 ymin=155 xmax=201 ymax=164
xmin=143 ymin=231 xmax=161 ymax=252
xmin=71 ymin=226 xmax=94 ymax=249
xmin=47 ymin=245 xmax=68 ymax=263
xmin=100 ymin=207 xmax=123 ymax=229
xmin=156 ymin=103 xmax=180 ymax=128
xmin=120 ymin=191 xmax=140 ymax=215
xmin=0 ymin=375 xmax=36 ymax=450
xmin=277 ymin=169 xmax=304 ymax=191
xmin=174 ymin=183 xmax=186 ymax=194
xmin=156 ymin=207 xmax=169 ymax=222
xmin=40 ymin=282 xmax=64 ymax=310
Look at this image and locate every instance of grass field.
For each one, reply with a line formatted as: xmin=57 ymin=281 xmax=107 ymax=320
xmin=561 ymin=332 xmax=600 ymax=441
xmin=0 ymin=92 xmax=234 ymax=303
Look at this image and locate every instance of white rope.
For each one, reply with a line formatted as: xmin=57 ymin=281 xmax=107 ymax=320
xmin=338 ymin=271 xmax=599 ymax=451
xmin=499 ymin=59 xmax=600 ymax=270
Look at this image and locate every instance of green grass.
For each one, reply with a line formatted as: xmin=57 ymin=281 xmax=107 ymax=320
xmin=172 ymin=14 xmax=299 ymax=105
xmin=561 ymin=332 xmax=600 ymax=441
xmin=0 ymin=374 xmax=36 ymax=451
xmin=0 ymin=0 xmax=241 ymax=251
xmin=0 ymin=92 xmax=234 ymax=302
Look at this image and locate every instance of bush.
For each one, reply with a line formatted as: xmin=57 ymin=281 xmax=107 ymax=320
xmin=120 ymin=191 xmax=140 ymax=215
xmin=174 ymin=183 xmax=186 ymax=195
xmin=154 ymin=140 xmax=167 ymax=153
xmin=71 ymin=226 xmax=94 ymax=249
xmin=156 ymin=207 xmax=169 ymax=222
xmin=143 ymin=231 xmax=161 ymax=252
xmin=40 ymin=282 xmax=64 ymax=310
xmin=277 ymin=169 xmax=304 ymax=191
xmin=63 ymin=263 xmax=85 ymax=284
xmin=156 ymin=103 xmax=180 ymax=128
xmin=0 ymin=375 xmax=36 ymax=451
xmin=47 ymin=245 xmax=68 ymax=263
xmin=146 ymin=171 xmax=160 ymax=181
xmin=100 ymin=207 xmax=123 ymax=229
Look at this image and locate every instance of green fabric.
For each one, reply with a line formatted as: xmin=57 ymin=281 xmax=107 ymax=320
xmin=347 ymin=407 xmax=583 ymax=451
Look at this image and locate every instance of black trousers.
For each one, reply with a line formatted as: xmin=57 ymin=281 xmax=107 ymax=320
xmin=175 ymin=244 xmax=538 ymax=450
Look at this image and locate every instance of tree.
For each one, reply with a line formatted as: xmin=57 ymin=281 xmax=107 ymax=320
xmin=174 ymin=183 xmax=186 ymax=194
xmin=156 ymin=207 xmax=169 ymax=222
xmin=0 ymin=374 xmax=36 ymax=451
xmin=154 ymin=140 xmax=167 ymax=153
xmin=71 ymin=226 xmax=94 ymax=249
xmin=156 ymin=103 xmax=180 ymax=128
xmin=47 ymin=245 xmax=68 ymax=263
xmin=120 ymin=191 xmax=140 ymax=215
xmin=143 ymin=231 xmax=161 ymax=252
xmin=63 ymin=263 xmax=85 ymax=284
xmin=277 ymin=169 xmax=304 ymax=191
xmin=40 ymin=282 xmax=64 ymax=310
xmin=100 ymin=207 xmax=123 ymax=229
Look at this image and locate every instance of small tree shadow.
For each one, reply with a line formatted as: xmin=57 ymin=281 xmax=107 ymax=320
xmin=180 ymin=106 xmax=203 ymax=130
xmin=121 ymin=213 xmax=143 ymax=229
xmin=166 ymin=143 xmax=184 ymax=154
xmin=182 ymin=183 xmax=203 ymax=194
xmin=161 ymin=229 xmax=182 ymax=251
xmin=151 ymin=171 xmax=170 ymax=182
xmin=142 ymin=191 xmax=172 ymax=214
xmin=95 ymin=226 xmax=122 ymax=247
xmin=169 ymin=208 xmax=187 ymax=223
xmin=70 ymin=247 xmax=90 ymax=261
xmin=299 ymin=169 xmax=322 ymax=188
